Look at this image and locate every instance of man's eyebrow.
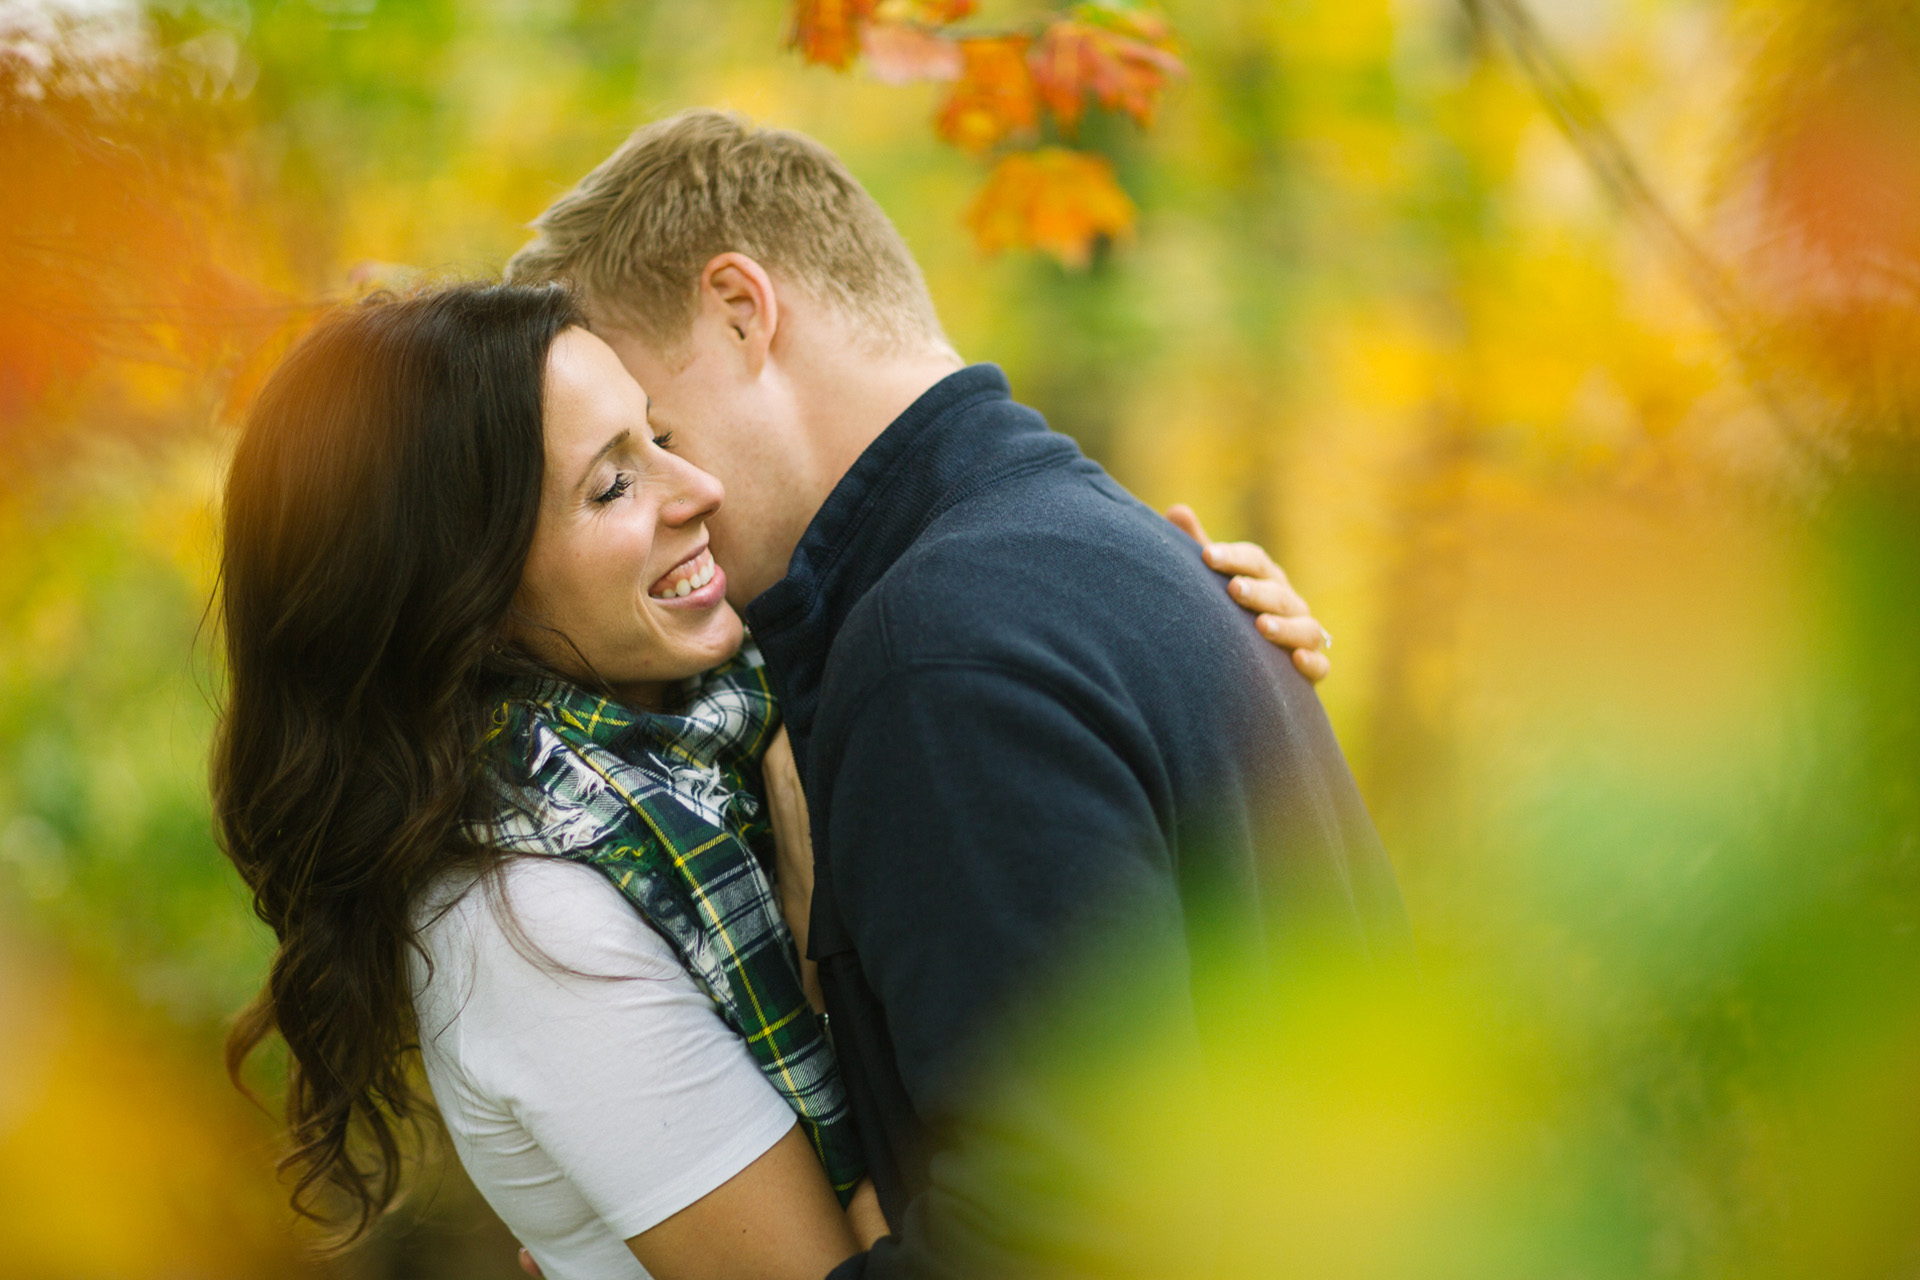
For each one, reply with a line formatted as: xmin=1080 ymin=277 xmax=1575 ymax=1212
xmin=579 ymin=428 xmax=630 ymax=488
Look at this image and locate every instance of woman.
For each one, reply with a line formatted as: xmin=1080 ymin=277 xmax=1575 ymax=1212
xmin=216 ymin=282 xmax=1330 ymax=1280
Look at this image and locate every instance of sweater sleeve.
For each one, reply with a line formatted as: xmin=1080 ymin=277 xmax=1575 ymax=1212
xmin=817 ymin=660 xmax=1198 ymax=1280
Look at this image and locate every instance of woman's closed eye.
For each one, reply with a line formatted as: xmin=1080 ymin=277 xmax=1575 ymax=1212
xmin=592 ymin=473 xmax=633 ymax=505
xmin=651 ymin=430 xmax=674 ymax=451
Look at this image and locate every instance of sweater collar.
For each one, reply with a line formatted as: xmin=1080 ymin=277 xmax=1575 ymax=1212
xmin=742 ymin=363 xmax=1060 ymax=754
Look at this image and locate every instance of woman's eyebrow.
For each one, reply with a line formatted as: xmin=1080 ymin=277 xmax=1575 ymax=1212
xmin=578 ymin=428 xmax=631 ymax=488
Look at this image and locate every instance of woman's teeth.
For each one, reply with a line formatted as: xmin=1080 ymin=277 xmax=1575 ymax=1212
xmin=652 ymin=549 xmax=716 ymax=600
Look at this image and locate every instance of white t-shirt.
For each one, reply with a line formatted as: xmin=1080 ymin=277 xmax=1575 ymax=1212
xmin=409 ymin=857 xmax=798 ymax=1280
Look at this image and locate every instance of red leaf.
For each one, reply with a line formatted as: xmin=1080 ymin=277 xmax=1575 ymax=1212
xmin=1029 ymin=13 xmax=1184 ymax=132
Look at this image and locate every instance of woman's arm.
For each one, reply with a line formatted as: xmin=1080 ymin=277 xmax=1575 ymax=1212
xmin=520 ymin=1136 xmax=883 ymax=1280
xmin=763 ymin=727 xmax=823 ymax=1010
xmin=763 ymin=727 xmax=891 ymax=1251
xmin=624 ymin=1125 xmax=859 ymax=1280
xmin=1166 ymin=504 xmax=1334 ymax=684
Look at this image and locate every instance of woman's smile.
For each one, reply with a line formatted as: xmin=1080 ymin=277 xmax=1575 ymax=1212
xmin=649 ymin=546 xmax=724 ymax=603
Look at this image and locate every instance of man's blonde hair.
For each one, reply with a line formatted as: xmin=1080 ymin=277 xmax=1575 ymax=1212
xmin=507 ymin=109 xmax=946 ymax=354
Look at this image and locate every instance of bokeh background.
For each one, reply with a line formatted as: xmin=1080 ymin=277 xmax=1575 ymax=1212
xmin=3 ymin=0 xmax=1917 ymax=1276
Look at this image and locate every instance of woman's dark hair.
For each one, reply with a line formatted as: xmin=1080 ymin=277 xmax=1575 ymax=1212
xmin=214 ymin=281 xmax=584 ymax=1242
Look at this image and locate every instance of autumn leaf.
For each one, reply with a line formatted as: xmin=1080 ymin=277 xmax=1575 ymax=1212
xmin=966 ymin=147 xmax=1136 ymax=267
xmin=789 ymin=0 xmax=880 ymax=70
xmin=790 ymin=0 xmax=1171 ymax=267
xmin=1029 ymin=11 xmax=1184 ymax=132
xmin=936 ymin=36 xmax=1040 ymax=154
xmin=874 ymin=0 xmax=977 ymax=21
xmin=863 ymin=23 xmax=963 ymax=85
xmin=0 ymin=38 xmax=284 ymax=449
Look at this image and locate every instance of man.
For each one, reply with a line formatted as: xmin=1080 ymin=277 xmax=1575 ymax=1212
xmin=508 ymin=109 xmax=1408 ymax=1278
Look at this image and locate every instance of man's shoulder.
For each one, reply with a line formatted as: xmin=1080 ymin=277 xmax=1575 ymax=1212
xmin=826 ymin=469 xmax=1260 ymax=698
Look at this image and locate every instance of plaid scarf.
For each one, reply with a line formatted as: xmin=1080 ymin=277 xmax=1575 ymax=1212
xmin=471 ymin=643 xmax=864 ymax=1204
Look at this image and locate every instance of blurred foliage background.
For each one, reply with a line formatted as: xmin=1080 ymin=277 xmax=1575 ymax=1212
xmin=2 ymin=0 xmax=1916 ymax=1276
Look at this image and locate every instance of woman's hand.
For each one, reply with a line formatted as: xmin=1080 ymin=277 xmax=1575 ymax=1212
xmin=846 ymin=1179 xmax=889 ymax=1249
xmin=1166 ymin=504 xmax=1333 ymax=684
xmin=762 ymin=727 xmax=825 ymax=1013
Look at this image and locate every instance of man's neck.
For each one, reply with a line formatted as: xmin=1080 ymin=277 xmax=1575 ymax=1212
xmin=788 ymin=343 xmax=966 ymax=522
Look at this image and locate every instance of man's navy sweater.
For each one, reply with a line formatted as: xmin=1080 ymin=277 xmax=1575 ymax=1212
xmin=745 ymin=365 xmax=1408 ymax=1279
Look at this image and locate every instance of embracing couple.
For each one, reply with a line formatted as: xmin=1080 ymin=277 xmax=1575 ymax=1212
xmin=216 ymin=110 xmax=1409 ymax=1280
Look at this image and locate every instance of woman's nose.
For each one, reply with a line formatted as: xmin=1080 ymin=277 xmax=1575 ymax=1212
xmin=660 ymin=456 xmax=724 ymax=527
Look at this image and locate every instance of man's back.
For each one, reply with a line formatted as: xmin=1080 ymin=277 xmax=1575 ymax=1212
xmin=745 ymin=366 xmax=1407 ymax=1278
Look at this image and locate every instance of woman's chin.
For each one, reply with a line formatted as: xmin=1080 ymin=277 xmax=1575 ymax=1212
xmin=704 ymin=611 xmax=748 ymax=668
xmin=661 ymin=606 xmax=746 ymax=679
xmin=595 ymin=604 xmax=747 ymax=697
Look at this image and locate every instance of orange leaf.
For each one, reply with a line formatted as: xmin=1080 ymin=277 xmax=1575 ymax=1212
xmin=884 ymin=0 xmax=977 ymax=21
xmin=863 ymin=23 xmax=963 ymax=85
xmin=1029 ymin=15 xmax=1184 ymax=132
xmin=966 ymin=147 xmax=1137 ymax=268
xmin=935 ymin=36 xmax=1040 ymax=154
xmin=789 ymin=0 xmax=879 ymax=70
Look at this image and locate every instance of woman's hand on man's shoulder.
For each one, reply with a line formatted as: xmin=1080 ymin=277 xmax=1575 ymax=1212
xmin=1166 ymin=504 xmax=1334 ymax=684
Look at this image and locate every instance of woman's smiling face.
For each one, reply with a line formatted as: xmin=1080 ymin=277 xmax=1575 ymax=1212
xmin=511 ymin=327 xmax=743 ymax=703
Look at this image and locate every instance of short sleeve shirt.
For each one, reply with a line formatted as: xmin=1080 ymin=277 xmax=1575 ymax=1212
xmin=410 ymin=857 xmax=797 ymax=1280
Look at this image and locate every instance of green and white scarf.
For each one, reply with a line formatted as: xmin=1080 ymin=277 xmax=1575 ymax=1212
xmin=471 ymin=642 xmax=864 ymax=1203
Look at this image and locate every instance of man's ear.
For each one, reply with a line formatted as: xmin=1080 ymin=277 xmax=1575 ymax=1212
xmin=699 ymin=253 xmax=780 ymax=377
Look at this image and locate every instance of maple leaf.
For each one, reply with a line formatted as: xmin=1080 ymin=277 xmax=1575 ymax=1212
xmin=1029 ymin=10 xmax=1185 ymax=132
xmin=873 ymin=0 xmax=977 ymax=21
xmin=966 ymin=147 xmax=1137 ymax=268
xmin=790 ymin=0 xmax=880 ymax=71
xmin=863 ymin=23 xmax=963 ymax=85
xmin=936 ymin=36 xmax=1040 ymax=154
xmin=915 ymin=0 xmax=977 ymax=21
